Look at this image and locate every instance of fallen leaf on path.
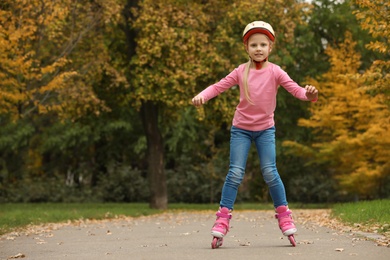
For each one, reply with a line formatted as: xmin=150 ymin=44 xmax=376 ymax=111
xmin=288 ymin=253 xmax=302 ymax=256
xmin=7 ymin=253 xmax=25 ymax=259
xmin=239 ymin=241 xmax=251 ymax=246
xmin=298 ymin=240 xmax=314 ymax=245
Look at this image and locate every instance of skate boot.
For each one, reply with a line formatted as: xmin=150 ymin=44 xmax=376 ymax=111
xmin=275 ymin=205 xmax=297 ymax=246
xmin=210 ymin=207 xmax=231 ymax=249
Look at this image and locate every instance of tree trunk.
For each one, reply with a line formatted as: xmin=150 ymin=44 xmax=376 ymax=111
xmin=121 ymin=0 xmax=167 ymax=208
xmin=140 ymin=100 xmax=167 ymax=209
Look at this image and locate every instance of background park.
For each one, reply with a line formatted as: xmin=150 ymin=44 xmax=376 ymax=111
xmin=0 ymin=0 xmax=389 ymax=242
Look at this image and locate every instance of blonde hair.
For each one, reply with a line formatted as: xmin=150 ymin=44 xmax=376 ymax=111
xmin=242 ymin=38 xmax=274 ymax=105
xmin=243 ymin=59 xmax=253 ymax=104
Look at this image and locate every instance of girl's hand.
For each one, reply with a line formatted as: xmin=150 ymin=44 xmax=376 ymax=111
xmin=192 ymin=95 xmax=205 ymax=107
xmin=305 ymin=85 xmax=318 ymax=101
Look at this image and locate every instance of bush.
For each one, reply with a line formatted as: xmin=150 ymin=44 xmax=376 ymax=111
xmin=0 ymin=176 xmax=94 ymax=203
xmin=94 ymin=165 xmax=150 ymax=202
xmin=287 ymin=172 xmax=340 ymax=203
xmin=0 ymin=165 xmax=150 ymax=203
xmin=167 ymin=155 xmax=224 ymax=204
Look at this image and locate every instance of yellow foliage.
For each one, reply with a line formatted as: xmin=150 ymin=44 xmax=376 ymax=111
xmin=128 ymin=0 xmax=307 ymax=126
xmin=284 ymin=31 xmax=390 ymax=197
xmin=353 ymin=0 xmax=389 ymax=94
xmin=129 ymin=0 xmax=217 ymax=109
xmin=0 ymin=0 xmax=121 ymax=121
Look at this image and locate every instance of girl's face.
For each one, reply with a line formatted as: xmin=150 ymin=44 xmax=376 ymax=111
xmin=245 ymin=33 xmax=272 ymax=62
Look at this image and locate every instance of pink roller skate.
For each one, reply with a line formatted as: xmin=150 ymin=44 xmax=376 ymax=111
xmin=210 ymin=207 xmax=231 ymax=249
xmin=275 ymin=205 xmax=297 ymax=246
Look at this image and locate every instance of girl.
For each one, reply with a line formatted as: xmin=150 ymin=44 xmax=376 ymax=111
xmin=192 ymin=21 xmax=318 ymax=248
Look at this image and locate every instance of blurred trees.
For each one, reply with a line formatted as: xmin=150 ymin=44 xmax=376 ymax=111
xmin=283 ymin=0 xmax=389 ymax=200
xmin=0 ymin=0 xmax=388 ymax=206
xmin=284 ymin=32 xmax=389 ymax=198
xmin=0 ymin=0 xmax=122 ymax=119
xmin=0 ymin=0 xmax=129 ymax=201
xmin=354 ymin=0 xmax=389 ymax=97
xmin=126 ymin=0 xmax=217 ymax=209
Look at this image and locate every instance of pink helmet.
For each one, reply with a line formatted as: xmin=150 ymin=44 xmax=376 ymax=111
xmin=242 ymin=21 xmax=275 ymax=43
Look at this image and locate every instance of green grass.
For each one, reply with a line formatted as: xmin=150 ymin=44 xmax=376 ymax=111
xmin=332 ymin=200 xmax=390 ymax=233
xmin=0 ymin=203 xmax=161 ymax=235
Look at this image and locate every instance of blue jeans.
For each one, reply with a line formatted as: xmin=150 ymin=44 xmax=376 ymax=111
xmin=220 ymin=126 xmax=287 ymax=209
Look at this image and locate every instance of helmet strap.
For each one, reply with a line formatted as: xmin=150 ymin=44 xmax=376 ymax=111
xmin=253 ymin=57 xmax=268 ymax=70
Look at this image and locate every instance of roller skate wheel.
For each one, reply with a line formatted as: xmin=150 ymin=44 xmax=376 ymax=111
xmin=288 ymin=235 xmax=296 ymax=247
xmin=211 ymin=237 xmax=223 ymax=249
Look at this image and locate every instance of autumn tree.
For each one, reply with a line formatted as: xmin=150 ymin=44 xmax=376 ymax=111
xmin=0 ymin=0 xmax=122 ymax=120
xmin=123 ymin=0 xmax=216 ymax=209
xmin=353 ymin=0 xmax=390 ymax=97
xmin=0 ymin=0 xmax=122 ymax=184
xmin=283 ymin=32 xmax=390 ymax=198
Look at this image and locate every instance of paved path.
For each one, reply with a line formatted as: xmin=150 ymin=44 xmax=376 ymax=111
xmin=1 ymin=210 xmax=389 ymax=260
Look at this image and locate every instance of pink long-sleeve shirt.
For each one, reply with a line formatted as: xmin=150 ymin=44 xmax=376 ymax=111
xmin=199 ymin=62 xmax=310 ymax=131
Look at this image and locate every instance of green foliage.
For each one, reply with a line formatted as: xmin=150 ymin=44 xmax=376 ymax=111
xmin=0 ymin=120 xmax=35 ymax=151
xmin=164 ymin=107 xmax=202 ymax=154
xmin=94 ymin=165 xmax=150 ymax=202
xmin=167 ymin=155 xmax=224 ymax=204
xmin=287 ymin=172 xmax=340 ymax=203
xmin=0 ymin=165 xmax=150 ymax=203
xmin=289 ymin=0 xmax=380 ymax=83
xmin=42 ymin=122 xmax=97 ymax=152
xmin=0 ymin=119 xmax=35 ymax=182
xmin=0 ymin=175 xmax=93 ymax=203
